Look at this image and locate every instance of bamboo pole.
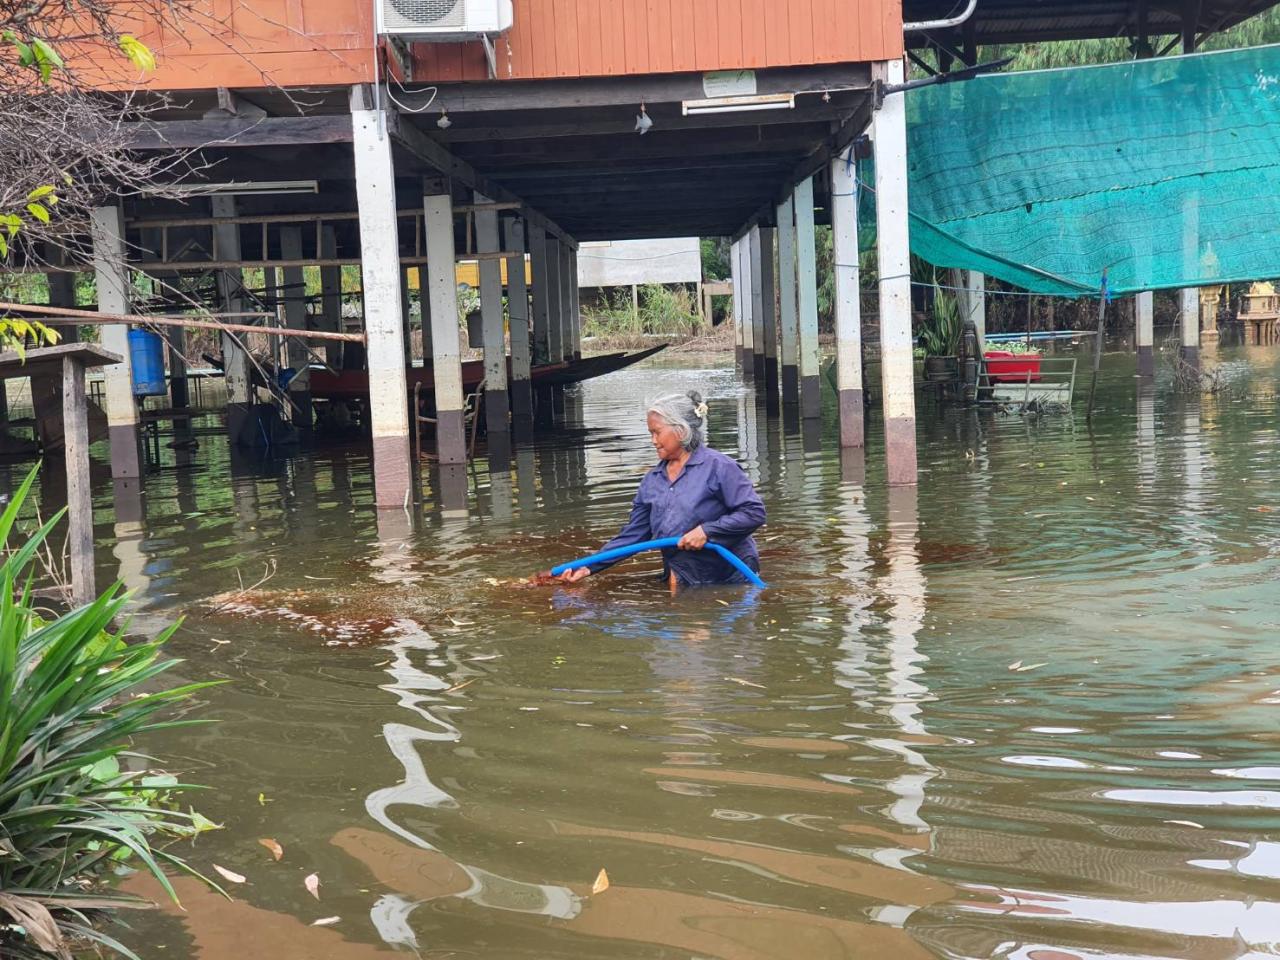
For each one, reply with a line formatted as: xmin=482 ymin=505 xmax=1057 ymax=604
xmin=0 ymin=301 xmax=366 ymax=343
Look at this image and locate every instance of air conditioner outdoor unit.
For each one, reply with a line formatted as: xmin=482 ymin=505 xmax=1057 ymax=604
xmin=376 ymin=0 xmax=513 ymax=40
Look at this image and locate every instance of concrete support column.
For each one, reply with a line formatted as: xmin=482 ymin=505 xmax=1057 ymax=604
xmin=777 ymin=195 xmax=800 ymax=406
xmin=795 ymin=176 xmax=822 ymax=419
xmin=964 ymin=270 xmax=985 ymax=345
xmin=476 ymin=195 xmax=509 ymax=436
xmin=422 ymin=181 xmax=467 ymax=465
xmin=748 ymin=226 xmax=767 ymax=382
xmin=529 ymin=222 xmax=552 ymax=427
xmin=352 ymin=101 xmax=412 ymax=506
xmin=557 ymin=241 xmax=574 ymax=363
xmin=568 ymin=246 xmax=582 ymax=361
xmin=212 ymin=196 xmax=252 ymax=439
xmin=874 ymin=58 xmax=918 ymax=486
xmin=545 ymin=236 xmax=564 ymax=364
xmin=759 ymin=227 xmax=779 ymax=406
xmin=319 ymin=227 xmax=343 ymax=367
xmin=279 ymin=227 xmax=312 ymax=430
xmin=739 ymin=237 xmax=756 ymax=381
xmin=832 ymin=151 xmax=864 ymax=447
xmin=90 ymin=205 xmax=141 ymax=478
xmin=730 ymin=239 xmax=745 ymax=376
xmin=1180 ymin=287 xmax=1200 ymax=370
xmin=1136 ymin=290 xmax=1154 ymax=378
xmin=505 ymin=216 xmax=533 ymax=435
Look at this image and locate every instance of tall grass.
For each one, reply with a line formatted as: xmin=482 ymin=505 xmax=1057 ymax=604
xmin=0 ymin=466 xmax=219 ymax=959
xmin=582 ymin=284 xmax=708 ymax=342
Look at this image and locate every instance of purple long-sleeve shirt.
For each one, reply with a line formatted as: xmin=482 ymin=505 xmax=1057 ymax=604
xmin=590 ymin=445 xmax=766 ymax=585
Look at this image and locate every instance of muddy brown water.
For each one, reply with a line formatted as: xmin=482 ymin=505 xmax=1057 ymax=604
xmin=16 ymin=343 xmax=1280 ymax=959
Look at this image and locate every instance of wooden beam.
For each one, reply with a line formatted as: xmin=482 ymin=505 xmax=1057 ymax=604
xmin=121 ymin=115 xmax=354 ymax=150
xmin=385 ymin=110 xmax=578 ymax=249
xmin=0 ymin=301 xmax=365 ymax=342
xmin=393 ymin=64 xmax=873 ymax=114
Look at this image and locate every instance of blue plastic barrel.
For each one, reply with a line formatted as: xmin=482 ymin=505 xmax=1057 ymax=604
xmin=127 ymin=329 xmax=167 ymax=397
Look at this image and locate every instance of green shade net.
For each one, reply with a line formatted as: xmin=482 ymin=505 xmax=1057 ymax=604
xmin=900 ymin=43 xmax=1280 ymax=297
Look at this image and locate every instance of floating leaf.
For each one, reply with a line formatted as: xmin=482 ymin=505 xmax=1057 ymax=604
xmin=258 ymin=838 xmax=283 ymax=861
xmin=591 ymin=868 xmax=609 ymax=895
xmin=311 ymin=916 xmax=341 ymax=926
xmin=304 ymin=872 xmax=321 ymax=899
xmin=1008 ymin=660 xmax=1024 ymax=671
xmin=1014 ymin=662 xmax=1048 ymax=672
xmin=213 ymin=864 xmax=246 ymax=884
xmin=725 ymin=676 xmax=766 ymax=689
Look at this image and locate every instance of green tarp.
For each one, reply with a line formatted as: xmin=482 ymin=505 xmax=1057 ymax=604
xmin=900 ymin=43 xmax=1280 ymax=297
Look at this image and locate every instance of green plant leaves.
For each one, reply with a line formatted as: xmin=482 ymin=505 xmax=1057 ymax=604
xmin=117 ymin=35 xmax=155 ymax=73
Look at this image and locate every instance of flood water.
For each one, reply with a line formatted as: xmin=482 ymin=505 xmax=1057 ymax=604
xmin=30 ymin=342 xmax=1280 ymax=958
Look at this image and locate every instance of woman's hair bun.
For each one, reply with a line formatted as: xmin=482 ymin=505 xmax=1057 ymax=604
xmin=686 ymin=389 xmax=703 ymax=405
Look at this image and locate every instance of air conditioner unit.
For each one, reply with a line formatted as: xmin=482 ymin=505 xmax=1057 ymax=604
xmin=376 ymin=0 xmax=513 ymax=40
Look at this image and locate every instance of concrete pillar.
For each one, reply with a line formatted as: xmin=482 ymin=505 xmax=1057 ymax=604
xmin=832 ymin=151 xmax=864 ymax=447
xmin=422 ymin=181 xmax=467 ymax=465
xmin=211 ymin=196 xmax=252 ymax=439
xmin=545 ymin=235 xmax=564 ymax=363
xmin=759 ymin=227 xmax=779 ymax=406
xmin=964 ymin=270 xmax=985 ymax=345
xmin=1180 ymin=286 xmax=1200 ymax=371
xmin=795 ymin=176 xmax=822 ymax=419
xmin=568 ymin=246 xmax=582 ymax=361
xmin=1136 ymin=290 xmax=1155 ymax=378
xmin=1180 ymin=191 xmax=1200 ymax=372
xmin=748 ymin=226 xmax=767 ymax=382
xmin=475 ymin=195 xmax=509 ymax=436
xmin=279 ymin=226 xmax=312 ymax=429
xmin=505 ymin=216 xmax=534 ymax=435
xmin=777 ymin=195 xmax=799 ymax=406
xmin=730 ymin=239 xmax=745 ymax=375
xmin=352 ymin=101 xmax=413 ymax=507
xmin=874 ymin=57 xmax=918 ymax=486
xmin=90 ymin=205 xmax=141 ymax=478
xmin=319 ymin=227 xmax=343 ymax=367
xmin=739 ymin=237 xmax=756 ymax=381
xmin=529 ymin=222 xmax=552 ymax=426
xmin=557 ymin=241 xmax=574 ymax=363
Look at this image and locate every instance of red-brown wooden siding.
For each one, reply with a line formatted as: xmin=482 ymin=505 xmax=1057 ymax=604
xmin=93 ymin=0 xmax=899 ymax=91
xmin=412 ymin=0 xmax=901 ymax=82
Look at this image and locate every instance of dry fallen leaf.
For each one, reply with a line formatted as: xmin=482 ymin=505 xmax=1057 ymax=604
xmin=725 ymin=676 xmax=766 ymax=689
xmin=304 ymin=873 xmax=321 ymax=899
xmin=592 ymin=868 xmax=610 ymax=895
xmin=213 ymin=865 xmax=246 ymax=884
xmin=447 ymin=678 xmax=477 ymax=693
xmin=258 ymin=838 xmax=283 ymax=861
xmin=311 ymin=916 xmax=341 ymax=926
xmin=1015 ymin=662 xmax=1048 ymax=672
xmin=1008 ymin=660 xmax=1024 ymax=671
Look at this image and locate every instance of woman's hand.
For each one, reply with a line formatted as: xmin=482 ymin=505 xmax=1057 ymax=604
xmin=556 ymin=567 xmax=592 ymax=583
xmin=677 ymin=525 xmax=708 ymax=550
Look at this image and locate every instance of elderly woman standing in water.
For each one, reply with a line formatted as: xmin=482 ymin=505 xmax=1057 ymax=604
xmin=557 ymin=391 xmax=766 ymax=588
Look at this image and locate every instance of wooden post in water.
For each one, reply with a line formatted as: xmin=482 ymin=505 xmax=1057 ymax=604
xmin=1086 ymin=273 xmax=1108 ymax=422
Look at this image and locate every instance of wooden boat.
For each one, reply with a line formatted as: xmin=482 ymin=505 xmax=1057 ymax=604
xmin=309 ymin=345 xmax=667 ymax=401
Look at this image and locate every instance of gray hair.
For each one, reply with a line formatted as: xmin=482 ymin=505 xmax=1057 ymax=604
xmin=647 ymin=391 xmax=709 ymax=451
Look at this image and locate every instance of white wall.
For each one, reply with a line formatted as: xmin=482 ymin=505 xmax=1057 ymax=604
xmin=576 ymin=237 xmax=702 ymax=288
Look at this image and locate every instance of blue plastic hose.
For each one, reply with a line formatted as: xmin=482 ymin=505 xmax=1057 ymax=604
xmin=551 ymin=537 xmax=766 ymax=589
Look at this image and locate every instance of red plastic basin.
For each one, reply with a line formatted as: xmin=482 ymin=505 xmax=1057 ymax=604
xmin=984 ymin=350 xmax=1042 ymax=383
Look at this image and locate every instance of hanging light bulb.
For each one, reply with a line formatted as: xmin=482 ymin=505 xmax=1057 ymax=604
xmin=634 ymin=102 xmax=652 ymax=135
xmin=437 ymin=108 xmax=452 ymax=130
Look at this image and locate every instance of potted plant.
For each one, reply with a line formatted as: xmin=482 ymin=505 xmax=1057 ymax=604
xmin=919 ymin=287 xmax=962 ymax=380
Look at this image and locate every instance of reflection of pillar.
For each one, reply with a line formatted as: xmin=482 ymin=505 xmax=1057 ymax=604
xmin=352 ymin=100 xmax=413 ymax=506
xmin=795 ymin=177 xmax=822 ymax=419
xmin=776 ymin=195 xmax=800 ymax=406
xmin=1136 ymin=381 xmax=1156 ymax=493
xmin=279 ymin=226 xmax=312 ymax=430
xmin=505 ymin=217 xmax=533 ymax=436
xmin=874 ymin=58 xmax=918 ymax=486
xmin=874 ymin=485 xmax=935 ymax=836
xmin=422 ymin=181 xmax=467 ymax=466
xmin=832 ymin=151 xmax=863 ymax=448
xmin=475 ymin=194 xmax=509 ymax=436
xmin=90 ymin=205 xmax=141 ymax=479
xmin=748 ymin=226 xmax=766 ymax=382
xmin=1136 ymin=291 xmax=1154 ymax=379
xmin=833 ymin=443 xmax=872 ymax=696
xmin=372 ymin=509 xmax=417 ymax=587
